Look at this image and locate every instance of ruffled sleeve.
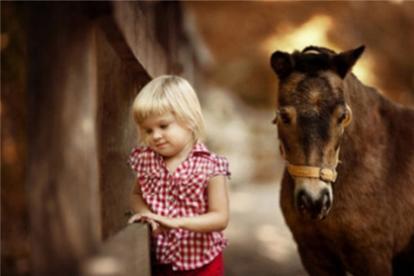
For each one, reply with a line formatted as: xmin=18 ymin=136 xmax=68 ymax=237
xmin=128 ymin=146 xmax=146 ymax=176
xmin=208 ymin=154 xmax=231 ymax=179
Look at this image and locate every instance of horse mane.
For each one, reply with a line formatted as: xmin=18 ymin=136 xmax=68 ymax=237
xmin=291 ymin=46 xmax=337 ymax=74
xmin=301 ymin=46 xmax=337 ymax=55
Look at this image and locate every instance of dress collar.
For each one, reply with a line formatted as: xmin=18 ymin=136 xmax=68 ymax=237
xmin=191 ymin=142 xmax=210 ymax=156
xmin=150 ymin=142 xmax=210 ymax=165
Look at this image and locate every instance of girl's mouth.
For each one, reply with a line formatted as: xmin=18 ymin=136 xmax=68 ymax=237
xmin=156 ymin=142 xmax=168 ymax=148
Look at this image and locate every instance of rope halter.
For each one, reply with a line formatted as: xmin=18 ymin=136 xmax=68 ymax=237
xmin=287 ymin=164 xmax=338 ymax=183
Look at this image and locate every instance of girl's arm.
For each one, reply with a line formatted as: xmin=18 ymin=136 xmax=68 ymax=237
xmin=129 ymin=182 xmax=163 ymax=235
xmin=129 ymin=182 xmax=153 ymax=219
xmin=147 ymin=175 xmax=229 ymax=232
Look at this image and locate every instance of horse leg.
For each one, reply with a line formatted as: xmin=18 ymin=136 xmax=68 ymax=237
xmin=298 ymin=245 xmax=346 ymax=276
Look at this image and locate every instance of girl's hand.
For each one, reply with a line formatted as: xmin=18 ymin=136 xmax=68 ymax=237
xmin=146 ymin=214 xmax=181 ymax=230
xmin=128 ymin=213 xmax=145 ymax=224
xmin=128 ymin=213 xmax=163 ymax=236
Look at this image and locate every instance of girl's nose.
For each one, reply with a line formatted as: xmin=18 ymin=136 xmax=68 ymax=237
xmin=152 ymin=130 xmax=162 ymax=140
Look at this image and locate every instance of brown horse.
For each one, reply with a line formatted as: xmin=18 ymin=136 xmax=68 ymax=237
xmin=270 ymin=46 xmax=414 ymax=276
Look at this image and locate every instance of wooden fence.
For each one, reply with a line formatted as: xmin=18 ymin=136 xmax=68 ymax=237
xmin=1 ymin=2 xmax=198 ymax=275
xmin=82 ymin=224 xmax=152 ymax=276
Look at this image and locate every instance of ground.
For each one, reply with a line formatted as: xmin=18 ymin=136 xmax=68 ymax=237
xmin=224 ymin=182 xmax=307 ymax=276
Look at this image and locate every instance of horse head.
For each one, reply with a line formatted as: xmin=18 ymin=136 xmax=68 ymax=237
xmin=270 ymin=45 xmax=365 ymax=220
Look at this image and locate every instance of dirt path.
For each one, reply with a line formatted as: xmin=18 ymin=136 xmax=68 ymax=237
xmin=224 ymin=183 xmax=307 ymax=276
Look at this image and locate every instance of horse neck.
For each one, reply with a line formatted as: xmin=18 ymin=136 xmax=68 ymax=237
xmin=345 ymin=75 xmax=382 ymax=125
xmin=339 ymin=74 xmax=414 ymax=193
xmin=340 ymin=74 xmax=390 ymax=167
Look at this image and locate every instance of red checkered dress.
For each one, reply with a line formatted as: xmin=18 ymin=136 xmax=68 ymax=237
xmin=128 ymin=143 xmax=230 ymax=271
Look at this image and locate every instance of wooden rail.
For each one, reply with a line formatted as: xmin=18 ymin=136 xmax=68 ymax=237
xmin=82 ymin=224 xmax=151 ymax=276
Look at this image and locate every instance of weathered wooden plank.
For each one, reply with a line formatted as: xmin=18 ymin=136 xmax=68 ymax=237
xmin=111 ymin=1 xmax=189 ymax=78
xmin=82 ymin=224 xmax=151 ymax=276
xmin=112 ymin=1 xmax=168 ymax=77
xmin=95 ymin=24 xmax=150 ymax=239
xmin=26 ymin=3 xmax=102 ymax=275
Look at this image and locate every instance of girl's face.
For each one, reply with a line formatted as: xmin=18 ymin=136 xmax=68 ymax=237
xmin=140 ymin=112 xmax=194 ymax=158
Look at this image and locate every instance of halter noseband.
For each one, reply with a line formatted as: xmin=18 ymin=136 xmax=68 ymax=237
xmin=287 ymin=164 xmax=338 ymax=182
xmin=275 ymin=105 xmax=352 ymax=183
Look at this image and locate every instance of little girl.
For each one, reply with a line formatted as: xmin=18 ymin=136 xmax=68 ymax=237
xmin=127 ymin=75 xmax=230 ymax=276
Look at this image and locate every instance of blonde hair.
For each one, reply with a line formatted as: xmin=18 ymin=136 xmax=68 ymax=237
xmin=132 ymin=75 xmax=205 ymax=143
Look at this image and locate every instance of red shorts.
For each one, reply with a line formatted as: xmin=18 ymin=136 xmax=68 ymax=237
xmin=152 ymin=252 xmax=224 ymax=276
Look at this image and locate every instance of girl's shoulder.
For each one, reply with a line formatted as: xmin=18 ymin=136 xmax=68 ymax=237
xmin=129 ymin=146 xmax=155 ymax=162
xmin=128 ymin=146 xmax=156 ymax=173
xmin=192 ymin=143 xmax=222 ymax=160
xmin=129 ymin=145 xmax=153 ymax=157
xmin=192 ymin=143 xmax=231 ymax=177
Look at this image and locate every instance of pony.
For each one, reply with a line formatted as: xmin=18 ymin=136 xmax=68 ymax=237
xmin=270 ymin=45 xmax=414 ymax=276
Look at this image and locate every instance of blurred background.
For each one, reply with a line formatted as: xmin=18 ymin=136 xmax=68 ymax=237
xmin=2 ymin=1 xmax=414 ymax=275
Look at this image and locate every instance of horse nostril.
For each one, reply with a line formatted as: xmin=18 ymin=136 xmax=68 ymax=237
xmin=297 ymin=190 xmax=313 ymax=211
xmin=296 ymin=189 xmax=332 ymax=219
xmin=320 ymin=189 xmax=331 ymax=211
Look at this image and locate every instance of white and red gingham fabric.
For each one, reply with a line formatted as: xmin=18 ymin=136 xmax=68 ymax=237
xmin=128 ymin=143 xmax=230 ymax=271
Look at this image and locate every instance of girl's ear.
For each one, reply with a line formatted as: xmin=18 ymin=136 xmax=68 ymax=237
xmin=333 ymin=45 xmax=365 ymax=79
xmin=270 ymin=51 xmax=294 ymax=80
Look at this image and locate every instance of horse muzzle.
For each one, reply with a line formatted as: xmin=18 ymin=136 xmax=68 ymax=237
xmin=293 ymin=177 xmax=333 ymax=220
xmin=285 ymin=164 xmax=336 ymax=219
xmin=295 ymin=186 xmax=332 ymax=220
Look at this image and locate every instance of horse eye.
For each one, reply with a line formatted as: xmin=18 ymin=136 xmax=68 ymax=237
xmin=280 ymin=111 xmax=291 ymax=124
xmin=337 ymin=111 xmax=347 ymax=124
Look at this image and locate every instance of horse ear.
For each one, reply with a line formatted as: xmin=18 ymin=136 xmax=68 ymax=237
xmin=271 ymin=51 xmax=294 ymax=80
xmin=333 ymin=45 xmax=365 ymax=79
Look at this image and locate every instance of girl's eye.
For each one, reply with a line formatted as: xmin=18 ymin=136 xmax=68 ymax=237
xmin=145 ymin=129 xmax=153 ymax=134
xmin=160 ymin=124 xmax=169 ymax=129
